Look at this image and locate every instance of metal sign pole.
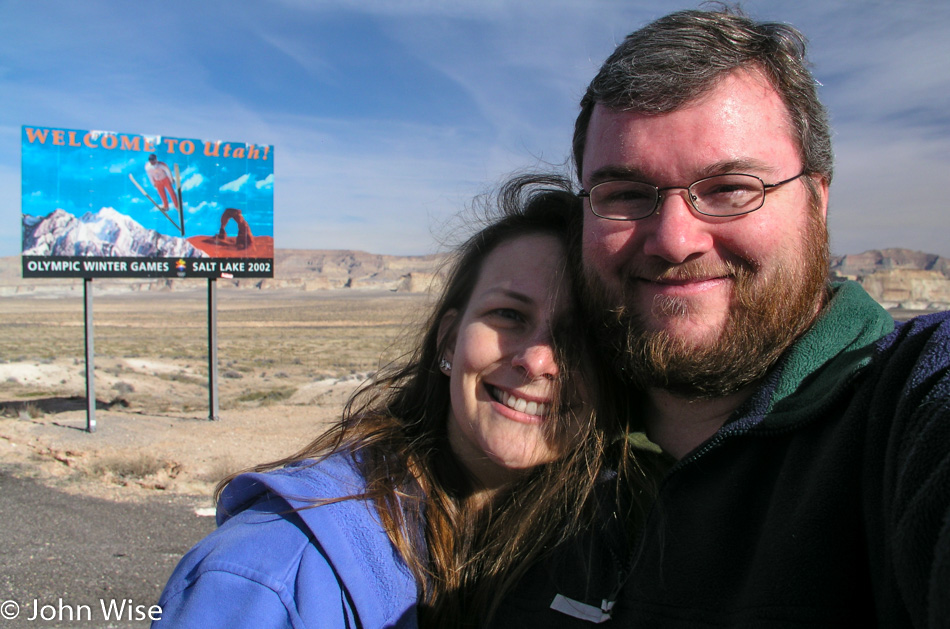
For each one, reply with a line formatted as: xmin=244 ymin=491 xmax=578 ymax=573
xmin=83 ymin=277 xmax=96 ymax=433
xmin=208 ymin=278 xmax=220 ymax=420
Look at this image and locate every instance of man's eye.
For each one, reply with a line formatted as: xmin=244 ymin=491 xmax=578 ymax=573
xmin=601 ymin=188 xmax=652 ymax=203
xmin=705 ymin=183 xmax=756 ymax=196
xmin=614 ymin=189 xmax=653 ymax=201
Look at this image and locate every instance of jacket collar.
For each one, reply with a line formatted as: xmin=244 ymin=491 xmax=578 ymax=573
xmin=733 ymin=281 xmax=894 ymax=431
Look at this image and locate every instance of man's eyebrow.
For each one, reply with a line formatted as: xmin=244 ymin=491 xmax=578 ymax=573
xmin=696 ymin=159 xmax=777 ymax=178
xmin=586 ymin=159 xmax=780 ymax=187
xmin=585 ymin=165 xmax=650 ymax=187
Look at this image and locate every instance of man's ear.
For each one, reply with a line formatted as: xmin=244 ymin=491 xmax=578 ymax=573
xmin=814 ymin=174 xmax=830 ymax=221
xmin=437 ymin=309 xmax=459 ymax=363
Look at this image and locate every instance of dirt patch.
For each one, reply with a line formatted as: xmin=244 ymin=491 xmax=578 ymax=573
xmin=0 ymin=289 xmax=428 ymax=505
xmin=0 ymin=379 xmax=359 ymax=504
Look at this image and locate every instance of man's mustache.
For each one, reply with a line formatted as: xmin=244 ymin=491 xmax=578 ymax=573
xmin=624 ymin=257 xmax=756 ymax=284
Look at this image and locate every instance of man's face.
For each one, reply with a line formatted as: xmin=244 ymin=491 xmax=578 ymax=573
xmin=580 ymin=69 xmax=830 ymax=397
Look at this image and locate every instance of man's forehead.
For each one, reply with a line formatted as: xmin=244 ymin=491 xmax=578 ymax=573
xmin=582 ymin=71 xmax=799 ymax=183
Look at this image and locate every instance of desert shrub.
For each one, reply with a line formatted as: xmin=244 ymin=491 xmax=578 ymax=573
xmin=0 ymin=401 xmax=44 ymax=418
xmin=23 ymin=402 xmax=43 ymax=418
xmin=236 ymin=386 xmax=296 ymax=405
xmin=155 ymin=372 xmax=205 ymax=386
xmin=197 ymin=456 xmax=239 ymax=484
xmin=91 ymin=454 xmax=164 ymax=480
xmin=113 ymin=381 xmax=135 ymax=394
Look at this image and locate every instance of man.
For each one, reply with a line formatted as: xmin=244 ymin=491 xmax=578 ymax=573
xmin=493 ymin=8 xmax=949 ymax=628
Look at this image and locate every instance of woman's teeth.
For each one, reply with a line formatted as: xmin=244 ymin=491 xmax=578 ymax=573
xmin=492 ymin=386 xmax=545 ymax=416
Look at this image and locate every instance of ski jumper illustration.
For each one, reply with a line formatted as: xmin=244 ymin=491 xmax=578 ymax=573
xmin=129 ymin=154 xmax=185 ymax=235
xmin=146 ymin=154 xmax=178 ymax=212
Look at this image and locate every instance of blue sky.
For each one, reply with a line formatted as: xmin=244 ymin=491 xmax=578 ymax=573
xmin=2 ymin=0 xmax=949 ymax=257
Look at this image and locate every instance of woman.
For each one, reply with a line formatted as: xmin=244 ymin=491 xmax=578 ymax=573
xmin=154 ymin=175 xmax=641 ymax=628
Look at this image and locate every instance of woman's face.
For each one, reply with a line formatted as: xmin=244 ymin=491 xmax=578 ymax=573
xmin=441 ymin=233 xmax=576 ymax=490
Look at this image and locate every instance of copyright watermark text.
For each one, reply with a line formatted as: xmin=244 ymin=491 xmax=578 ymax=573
xmin=1 ymin=598 xmax=162 ymax=623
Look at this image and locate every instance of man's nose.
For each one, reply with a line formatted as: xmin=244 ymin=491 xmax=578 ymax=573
xmin=511 ymin=340 xmax=559 ymax=381
xmin=640 ymin=189 xmax=715 ymax=264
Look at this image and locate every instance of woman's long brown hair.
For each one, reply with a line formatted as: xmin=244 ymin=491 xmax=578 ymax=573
xmin=216 ymin=173 xmax=658 ymax=627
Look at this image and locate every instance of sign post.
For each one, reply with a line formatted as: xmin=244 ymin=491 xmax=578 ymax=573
xmin=83 ymin=278 xmax=96 ymax=433
xmin=208 ymin=278 xmax=220 ymax=421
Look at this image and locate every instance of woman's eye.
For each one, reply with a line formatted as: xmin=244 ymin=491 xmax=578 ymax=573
xmin=491 ymin=308 xmax=525 ymax=323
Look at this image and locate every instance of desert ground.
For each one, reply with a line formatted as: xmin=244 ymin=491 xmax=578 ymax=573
xmin=0 ymin=281 xmax=938 ymax=501
xmin=1 ymin=287 xmax=433 ymax=502
xmin=0 ymin=277 xmax=943 ymax=628
xmin=0 ymin=285 xmax=436 ymax=627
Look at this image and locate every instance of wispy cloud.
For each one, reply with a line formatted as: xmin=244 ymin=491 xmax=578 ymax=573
xmin=109 ymin=158 xmax=137 ymax=174
xmin=188 ymin=200 xmax=219 ymax=216
xmin=182 ymin=173 xmax=204 ymax=192
xmin=220 ymin=174 xmax=250 ymax=193
xmin=2 ymin=0 xmax=950 ymax=257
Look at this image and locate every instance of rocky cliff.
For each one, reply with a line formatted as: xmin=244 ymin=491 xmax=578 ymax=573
xmin=0 ymin=248 xmax=446 ymax=296
xmin=830 ymin=249 xmax=950 ymax=310
xmin=831 ymin=249 xmax=950 ymax=279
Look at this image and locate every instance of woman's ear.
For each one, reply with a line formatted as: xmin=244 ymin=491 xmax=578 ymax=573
xmin=437 ymin=309 xmax=459 ymax=364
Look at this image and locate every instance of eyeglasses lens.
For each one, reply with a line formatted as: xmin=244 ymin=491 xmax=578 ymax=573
xmin=589 ymin=174 xmax=769 ymax=219
xmin=690 ymin=175 xmax=764 ymax=216
xmin=589 ymin=181 xmax=657 ymax=220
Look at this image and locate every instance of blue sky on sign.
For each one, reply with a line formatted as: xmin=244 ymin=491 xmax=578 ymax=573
xmin=21 ymin=127 xmax=274 ymax=239
xmin=2 ymin=0 xmax=949 ymax=257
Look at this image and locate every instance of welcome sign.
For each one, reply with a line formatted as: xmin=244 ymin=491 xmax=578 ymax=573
xmin=21 ymin=125 xmax=275 ymax=278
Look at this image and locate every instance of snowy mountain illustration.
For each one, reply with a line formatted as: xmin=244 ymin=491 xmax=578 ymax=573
xmin=22 ymin=208 xmax=207 ymax=257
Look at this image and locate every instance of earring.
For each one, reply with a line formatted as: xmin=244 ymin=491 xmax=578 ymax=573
xmin=439 ymin=358 xmax=452 ymax=374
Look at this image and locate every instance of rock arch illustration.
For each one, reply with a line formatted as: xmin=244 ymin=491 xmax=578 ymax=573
xmin=216 ymin=208 xmax=254 ymax=249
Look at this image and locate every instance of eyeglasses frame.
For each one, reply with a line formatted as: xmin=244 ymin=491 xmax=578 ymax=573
xmin=578 ymin=171 xmax=808 ymax=221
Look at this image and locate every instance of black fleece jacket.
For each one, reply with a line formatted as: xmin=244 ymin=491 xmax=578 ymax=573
xmin=492 ymin=282 xmax=950 ymax=628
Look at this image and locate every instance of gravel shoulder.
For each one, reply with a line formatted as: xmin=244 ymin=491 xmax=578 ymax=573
xmin=0 ymin=387 xmax=362 ymax=627
xmin=0 ymin=385 xmax=358 ymax=503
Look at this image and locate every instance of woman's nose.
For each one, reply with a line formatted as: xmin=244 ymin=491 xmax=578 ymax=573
xmin=511 ymin=341 xmax=559 ymax=380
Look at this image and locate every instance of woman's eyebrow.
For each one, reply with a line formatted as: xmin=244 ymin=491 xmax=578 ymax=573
xmin=481 ymin=287 xmax=534 ymax=305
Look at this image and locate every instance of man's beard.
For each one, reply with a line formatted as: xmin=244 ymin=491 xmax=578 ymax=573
xmin=584 ymin=208 xmax=830 ymax=399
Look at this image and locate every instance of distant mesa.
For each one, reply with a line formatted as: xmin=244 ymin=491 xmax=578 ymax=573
xmin=22 ymin=208 xmax=206 ymax=258
xmin=831 ymin=248 xmax=950 ymax=278
xmin=830 ymin=249 xmax=950 ymax=311
xmin=4 ymin=245 xmax=949 ymax=310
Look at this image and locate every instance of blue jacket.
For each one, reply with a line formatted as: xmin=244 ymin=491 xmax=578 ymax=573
xmin=154 ymin=454 xmax=419 ymax=628
xmin=493 ymin=282 xmax=950 ymax=627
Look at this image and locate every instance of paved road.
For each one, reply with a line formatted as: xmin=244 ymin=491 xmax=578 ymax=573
xmin=0 ymin=471 xmax=215 ymax=628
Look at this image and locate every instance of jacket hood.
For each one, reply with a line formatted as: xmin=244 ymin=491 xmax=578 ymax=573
xmin=218 ymin=455 xmax=417 ymax=628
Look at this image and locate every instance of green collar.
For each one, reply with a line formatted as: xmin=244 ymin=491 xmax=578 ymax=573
xmin=764 ymin=281 xmax=895 ymax=422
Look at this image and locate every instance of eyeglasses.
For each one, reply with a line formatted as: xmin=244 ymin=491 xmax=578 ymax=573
xmin=579 ymin=171 xmax=806 ymax=221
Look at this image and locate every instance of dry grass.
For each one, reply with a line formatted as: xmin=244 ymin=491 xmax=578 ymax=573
xmin=234 ymin=386 xmax=297 ymax=405
xmin=0 ymin=287 xmax=432 ymax=413
xmin=0 ymin=286 xmax=434 ymax=499
xmin=89 ymin=453 xmax=165 ymax=480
